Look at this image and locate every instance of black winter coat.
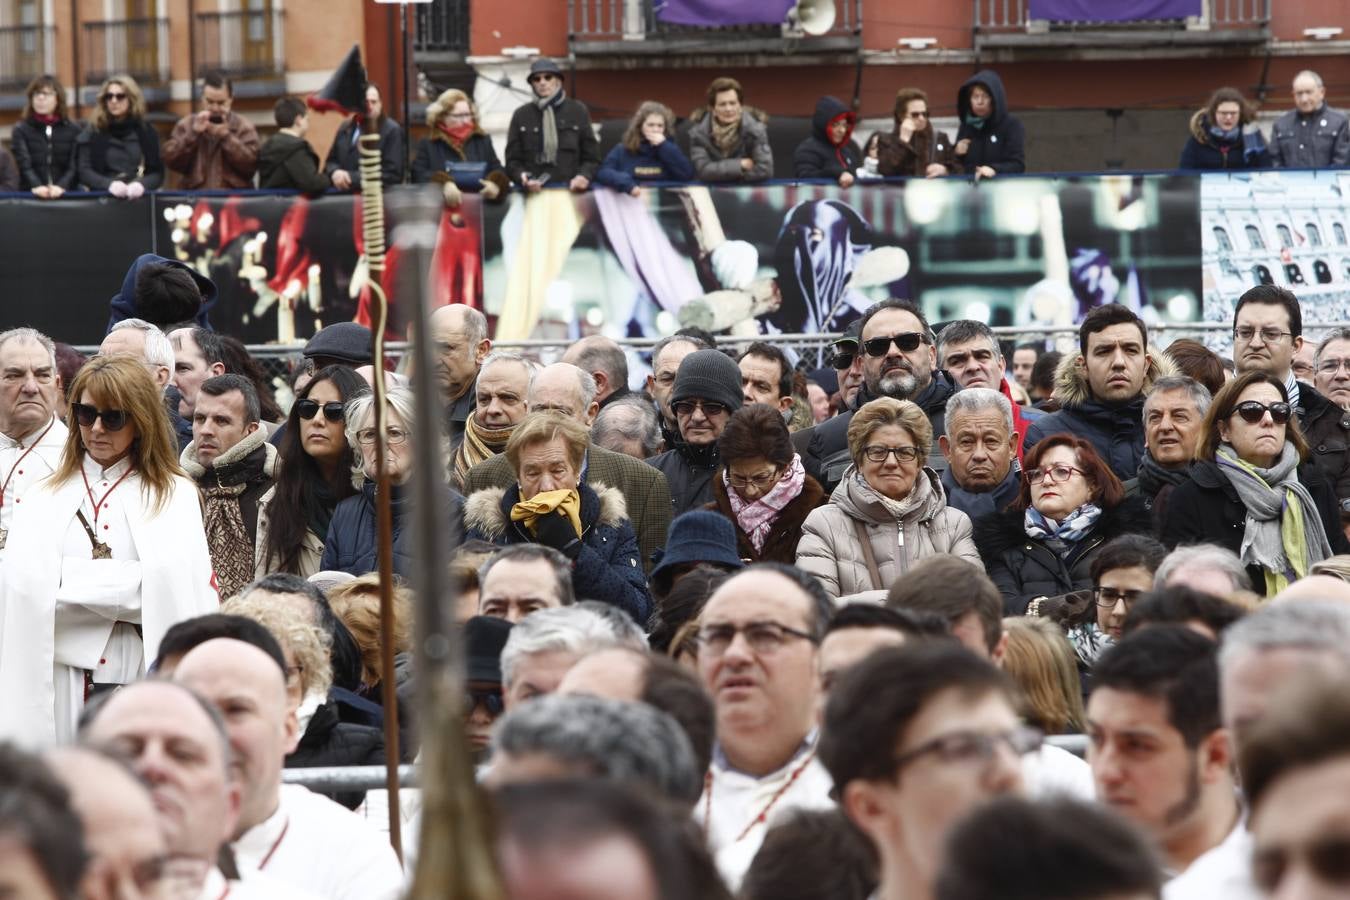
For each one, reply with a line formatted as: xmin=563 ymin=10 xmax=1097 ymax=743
xmin=1024 ymin=398 xmax=1145 ymax=484
xmin=503 ymin=93 xmax=601 ymax=185
xmin=955 ymin=70 xmax=1026 ymax=174
xmin=322 ymin=480 xmax=464 ymax=579
xmin=411 ymin=132 xmax=508 ymax=193
xmin=1295 ymin=383 xmax=1350 ymax=501
xmin=975 ymin=496 xmax=1154 ymax=615
xmin=285 ymin=700 xmax=384 ymax=810
xmin=257 ymin=133 xmax=330 ymax=194
xmin=793 ymin=96 xmax=862 ymax=181
xmin=647 ymin=442 xmax=719 ymax=516
xmin=324 ymin=116 xmax=405 ymax=187
xmin=11 ymin=117 xmax=80 ymax=190
xmin=1158 ymin=459 xmax=1349 ymax=596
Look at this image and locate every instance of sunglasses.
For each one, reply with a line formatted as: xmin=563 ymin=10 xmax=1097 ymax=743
xmin=672 ymin=399 xmax=730 ymax=419
xmin=296 ymin=399 xmax=345 ymax=423
xmin=831 ymin=346 xmax=857 ymax=370
xmin=466 ymin=690 xmax=504 ymax=716
xmin=73 ymin=403 xmax=129 ymax=431
xmin=863 ymin=332 xmax=930 ymax=358
xmin=1232 ymin=400 xmax=1291 ymax=425
xmin=104 ymin=92 xmax=128 ymax=101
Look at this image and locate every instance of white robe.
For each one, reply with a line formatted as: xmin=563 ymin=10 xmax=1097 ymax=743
xmin=233 ymin=783 xmax=403 ymax=900
xmin=0 ymin=416 xmax=67 ymax=561
xmin=0 ymin=459 xmax=217 ymax=746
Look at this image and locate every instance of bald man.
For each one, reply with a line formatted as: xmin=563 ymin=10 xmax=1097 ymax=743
xmin=1273 ymin=574 xmax=1350 ymax=605
xmin=562 ymin=335 xmax=631 ymax=408
xmin=429 ymin=304 xmax=492 ymax=446
xmin=175 ymin=638 xmax=402 ymax=900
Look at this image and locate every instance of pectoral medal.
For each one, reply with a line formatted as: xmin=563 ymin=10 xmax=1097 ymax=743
xmin=91 ymin=539 xmax=112 ymax=560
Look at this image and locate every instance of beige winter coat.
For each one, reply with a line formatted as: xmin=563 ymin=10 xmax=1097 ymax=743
xmin=796 ymin=465 xmax=980 ymax=603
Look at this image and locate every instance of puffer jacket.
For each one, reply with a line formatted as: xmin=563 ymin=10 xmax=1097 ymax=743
xmin=793 ymin=96 xmax=862 ymax=180
xmin=954 ymin=70 xmax=1025 ymax=174
xmin=285 ymin=700 xmax=384 ymax=810
xmin=1179 ymin=109 xmax=1270 ymax=170
xmin=321 ymin=480 xmax=465 ymax=579
xmin=1268 ymin=104 xmax=1350 ymax=169
xmin=10 ymin=116 xmax=80 ymax=190
xmin=1023 ymin=351 xmax=1177 ymax=483
xmin=705 ymin=470 xmax=827 ymax=565
xmin=462 ymin=481 xmax=651 ymax=623
xmin=974 ymin=495 xmax=1154 ymax=615
xmin=687 ymin=107 xmax=773 ymax=182
xmin=796 ymin=466 xmax=980 ymax=602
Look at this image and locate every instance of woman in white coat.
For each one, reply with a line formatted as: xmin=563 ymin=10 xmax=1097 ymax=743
xmin=0 ymin=355 xmax=216 ymax=745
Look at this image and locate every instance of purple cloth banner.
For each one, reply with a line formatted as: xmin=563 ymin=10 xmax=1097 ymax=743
xmin=1027 ymin=0 xmax=1200 ymax=21
xmin=656 ymin=0 xmax=796 ymax=27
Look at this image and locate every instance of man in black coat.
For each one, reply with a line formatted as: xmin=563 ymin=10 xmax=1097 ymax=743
xmin=504 ymin=58 xmax=600 ymax=193
xmin=792 ymin=298 xmax=954 ymax=495
xmin=646 ymin=349 xmax=742 ymax=514
xmin=324 ymin=83 xmax=405 ymax=190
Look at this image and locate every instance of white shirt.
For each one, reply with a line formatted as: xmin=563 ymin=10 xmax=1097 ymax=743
xmin=0 ymin=416 xmax=65 ymax=552
xmin=1164 ymin=819 xmax=1260 ymax=900
xmin=1022 ymin=743 xmax=1095 ymax=800
xmin=233 ymin=783 xmax=403 ymax=900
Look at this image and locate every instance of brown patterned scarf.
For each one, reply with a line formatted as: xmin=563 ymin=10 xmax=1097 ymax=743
xmin=452 ymin=416 xmax=516 ymax=490
xmin=711 ymin=115 xmax=742 ymax=158
xmin=203 ymin=481 xmax=252 ymax=599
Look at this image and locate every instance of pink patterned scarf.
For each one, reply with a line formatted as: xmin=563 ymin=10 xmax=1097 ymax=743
xmin=724 ymin=454 xmax=807 ymax=554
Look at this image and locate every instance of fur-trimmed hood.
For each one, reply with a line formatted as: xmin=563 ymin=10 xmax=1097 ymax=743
xmin=1188 ymin=108 xmax=1263 ymax=146
xmin=1052 ymin=344 xmax=1177 ymax=408
xmin=462 ymin=481 xmax=628 ymax=541
xmin=974 ymin=493 xmax=1154 ymax=559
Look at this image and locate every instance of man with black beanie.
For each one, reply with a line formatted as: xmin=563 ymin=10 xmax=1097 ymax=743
xmin=646 ymin=349 xmax=743 ymax=513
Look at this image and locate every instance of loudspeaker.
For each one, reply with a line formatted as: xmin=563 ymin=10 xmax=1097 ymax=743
xmin=788 ymin=0 xmax=836 ymax=35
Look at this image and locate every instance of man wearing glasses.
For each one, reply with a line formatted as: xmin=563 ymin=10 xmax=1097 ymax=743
xmin=1232 ymin=284 xmax=1350 ymax=499
xmin=646 ymin=349 xmax=743 ymax=513
xmin=504 ymin=58 xmax=600 ymax=193
xmin=1312 ymin=327 xmax=1350 ymax=411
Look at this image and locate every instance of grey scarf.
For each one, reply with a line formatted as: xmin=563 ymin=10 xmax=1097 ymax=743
xmin=536 ymin=89 xmax=565 ymax=166
xmin=1215 ymin=442 xmax=1332 ymax=580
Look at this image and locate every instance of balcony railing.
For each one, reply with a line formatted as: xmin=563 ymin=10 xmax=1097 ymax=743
xmin=0 ymin=24 xmax=54 ymax=93
xmin=195 ymin=9 xmax=285 ymax=81
xmin=975 ymin=0 xmax=1271 ymax=48
xmin=569 ymin=0 xmax=862 ymax=56
xmin=83 ymin=18 xmax=170 ymax=87
xmin=414 ymin=0 xmax=470 ymax=55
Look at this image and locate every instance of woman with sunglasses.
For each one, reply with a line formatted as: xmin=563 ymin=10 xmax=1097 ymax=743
xmin=705 ymin=404 xmax=825 ymax=565
xmin=0 ymin=356 xmax=215 ymax=742
xmin=321 ymin=387 xmax=462 ymax=578
xmin=1161 ymin=371 xmax=1348 ymax=596
xmin=74 ymin=74 xmax=163 ymax=198
xmin=256 ymin=366 xmax=369 ymax=579
xmin=975 ymin=434 xmax=1153 ymax=616
xmin=797 ymin=397 xmax=979 ymax=602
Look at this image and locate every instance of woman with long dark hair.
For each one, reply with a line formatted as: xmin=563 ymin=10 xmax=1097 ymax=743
xmin=75 ymin=74 xmax=164 ymax=197
xmin=256 ymin=365 xmax=368 ymax=577
xmin=11 ymin=75 xmax=80 ymax=198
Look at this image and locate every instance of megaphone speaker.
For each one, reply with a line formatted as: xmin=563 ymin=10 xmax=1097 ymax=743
xmin=793 ymin=0 xmax=837 ymax=35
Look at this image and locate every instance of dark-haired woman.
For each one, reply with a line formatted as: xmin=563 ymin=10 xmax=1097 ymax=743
xmin=1161 ymin=371 xmax=1348 ymax=595
xmin=706 ymin=404 xmax=825 ymax=565
xmin=75 ymin=74 xmax=164 ymax=197
xmin=256 ymin=365 xmax=369 ymax=578
xmin=11 ymin=75 xmax=80 ymax=198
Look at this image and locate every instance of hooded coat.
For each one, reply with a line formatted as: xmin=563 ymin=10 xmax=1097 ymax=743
xmin=687 ymin=107 xmax=773 ymax=182
xmin=107 ymin=253 xmax=218 ymax=333
xmin=258 ymin=132 xmax=331 ymax=194
xmin=955 ymin=71 xmax=1025 ymax=174
xmin=793 ymin=96 xmax=862 ymax=180
xmin=1179 ymin=109 xmax=1271 ymax=170
xmin=705 ymin=471 xmax=827 ymax=566
xmin=796 ymin=466 xmax=980 ymax=602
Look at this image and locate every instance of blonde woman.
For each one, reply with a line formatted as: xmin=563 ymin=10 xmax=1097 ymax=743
xmin=412 ymin=87 xmax=509 ymax=200
xmin=1002 ymin=617 xmax=1086 ymax=735
xmin=75 ymin=74 xmax=163 ymax=196
xmin=594 ymin=100 xmax=694 ymax=197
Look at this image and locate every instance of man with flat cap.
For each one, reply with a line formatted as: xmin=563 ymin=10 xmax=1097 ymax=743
xmin=504 ymin=58 xmax=600 ymax=193
xmin=303 ymin=321 xmax=373 ymax=370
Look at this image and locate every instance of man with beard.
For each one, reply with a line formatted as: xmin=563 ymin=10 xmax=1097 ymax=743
xmin=794 ymin=299 xmax=954 ymax=494
xmin=1086 ymin=627 xmax=1245 ymax=893
xmin=1136 ymin=376 xmax=1210 ymax=522
xmin=504 ymin=58 xmax=600 ymax=193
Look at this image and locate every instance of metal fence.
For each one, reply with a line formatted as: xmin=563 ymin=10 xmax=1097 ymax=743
xmin=194 ymin=9 xmax=286 ymax=81
xmin=413 ymin=0 xmax=471 ymax=54
xmin=0 ymin=24 xmax=54 ymax=93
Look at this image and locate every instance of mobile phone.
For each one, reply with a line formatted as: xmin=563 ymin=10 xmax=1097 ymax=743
xmin=209 ymin=113 xmax=224 ymax=124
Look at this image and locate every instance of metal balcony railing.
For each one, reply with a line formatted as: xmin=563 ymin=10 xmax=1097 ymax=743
xmin=0 ymin=25 xmax=54 ymax=93
xmin=569 ymin=0 xmax=862 ymax=55
xmin=975 ymin=0 xmax=1271 ymax=36
xmin=414 ymin=0 xmax=470 ymax=54
xmin=82 ymin=18 xmax=170 ymax=87
xmin=195 ymin=9 xmax=286 ymax=81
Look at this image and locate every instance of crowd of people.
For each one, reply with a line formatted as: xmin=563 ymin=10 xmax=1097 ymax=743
xmin=6 ymin=244 xmax=1350 ymax=898
xmin=4 ymin=62 xmax=1345 ymax=198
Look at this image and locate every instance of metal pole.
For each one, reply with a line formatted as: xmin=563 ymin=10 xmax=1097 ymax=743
xmin=402 ymin=2 xmax=412 ymax=179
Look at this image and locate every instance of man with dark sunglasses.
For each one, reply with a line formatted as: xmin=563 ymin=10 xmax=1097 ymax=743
xmin=646 ymin=349 xmax=743 ymax=514
xmin=504 ymin=58 xmax=600 ymax=193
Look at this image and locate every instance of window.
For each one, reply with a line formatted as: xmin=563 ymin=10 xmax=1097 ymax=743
xmin=1246 ymin=225 xmax=1266 ymax=250
xmin=1335 ymin=223 xmax=1347 ymax=246
xmin=1284 ymin=264 xmax=1305 ymax=285
xmin=1277 ymin=224 xmax=1293 ymax=249
xmin=1252 ymin=264 xmax=1273 ymax=285
xmin=1212 ymin=226 xmax=1233 ymax=252
xmin=1314 ymin=260 xmax=1332 ymax=284
xmin=1308 ymin=224 xmax=1323 ymax=247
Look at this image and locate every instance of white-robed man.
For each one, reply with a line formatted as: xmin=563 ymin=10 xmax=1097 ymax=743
xmin=0 ymin=355 xmax=217 ymax=745
xmin=0 ymin=328 xmax=68 ymax=559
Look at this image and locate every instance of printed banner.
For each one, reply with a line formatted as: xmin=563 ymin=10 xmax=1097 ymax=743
xmin=655 ymin=0 xmax=796 ymax=28
xmin=1027 ymin=0 xmax=1200 ymax=21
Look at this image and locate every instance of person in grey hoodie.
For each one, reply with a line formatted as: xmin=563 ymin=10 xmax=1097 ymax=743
xmin=688 ymin=76 xmax=773 ymax=183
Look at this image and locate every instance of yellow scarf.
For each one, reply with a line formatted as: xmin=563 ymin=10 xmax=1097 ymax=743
xmin=510 ymin=488 xmax=583 ymax=539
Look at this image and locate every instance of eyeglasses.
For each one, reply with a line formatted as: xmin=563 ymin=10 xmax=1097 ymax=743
xmin=863 ymin=332 xmax=930 ymax=358
xmin=1317 ymin=358 xmax=1350 ymax=375
xmin=728 ymin=468 xmax=780 ymax=491
xmin=356 ymin=427 xmax=408 ymax=446
xmin=1254 ymin=836 xmax=1350 ymax=894
xmin=891 ymin=725 xmax=1043 ymax=778
xmin=695 ymin=621 xmax=818 ymax=656
xmin=1025 ymin=464 xmax=1085 ymax=484
xmin=1094 ymin=587 xmax=1145 ymax=608
xmin=862 ymin=445 xmax=921 ymax=464
xmin=296 ymin=399 xmax=345 ymax=423
xmin=1232 ymin=401 xmax=1292 ymax=425
xmin=73 ymin=403 xmax=129 ymax=432
xmin=466 ymin=689 xmax=504 ymax=716
xmin=104 ymin=91 xmax=128 ymax=102
xmin=672 ymin=399 xmax=730 ymax=419
xmin=1234 ymin=326 xmax=1294 ymax=345
xmin=446 ymin=112 xmax=474 ymax=121
xmin=529 ymin=73 xmax=559 ymax=84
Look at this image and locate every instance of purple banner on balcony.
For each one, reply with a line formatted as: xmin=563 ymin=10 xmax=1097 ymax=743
xmin=1027 ymin=0 xmax=1200 ymax=21
xmin=655 ymin=0 xmax=796 ymax=27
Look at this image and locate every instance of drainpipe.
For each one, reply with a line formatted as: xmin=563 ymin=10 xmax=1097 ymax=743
xmin=70 ymin=0 xmax=81 ymax=118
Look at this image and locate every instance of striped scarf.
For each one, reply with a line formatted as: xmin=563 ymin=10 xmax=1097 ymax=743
xmin=451 ymin=416 xmax=516 ymax=490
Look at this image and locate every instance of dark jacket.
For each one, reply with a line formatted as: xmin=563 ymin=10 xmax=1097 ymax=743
xmin=463 ymin=481 xmax=651 ymax=623
xmin=594 ymin=139 xmax=695 ymax=193
xmin=1179 ymin=110 xmax=1271 ymax=170
xmin=504 ymin=93 xmax=601 ymax=185
xmin=107 ymin=253 xmax=217 ymax=333
xmin=794 ymin=96 xmax=862 ymax=181
xmin=324 ymin=116 xmax=405 ymax=187
xmin=180 ymin=430 xmax=278 ymax=591
xmin=258 ymin=133 xmax=331 ymax=194
xmin=1159 ymin=458 xmax=1349 ymax=595
xmin=648 ymin=441 xmax=720 ymax=516
xmin=411 ymin=130 xmax=509 ymax=194
xmin=285 ymin=700 xmax=385 ymax=810
xmin=687 ymin=108 xmax=773 ymax=183
xmin=955 ymin=71 xmax=1025 ymax=174
xmin=0 ymin=148 xmax=16 ymax=192
xmin=791 ymin=374 xmax=956 ymax=496
xmin=876 ymin=126 xmax=958 ymax=177
xmin=705 ymin=471 xmax=827 ymax=565
xmin=321 ymin=480 xmax=465 ymax=579
xmin=975 ymin=495 xmax=1154 ymax=615
xmin=11 ymin=117 xmax=79 ymax=190
xmin=1296 ymin=382 xmax=1350 ymax=501
xmin=75 ymin=119 xmax=164 ymax=190
xmin=1269 ymin=104 xmax=1350 ymax=169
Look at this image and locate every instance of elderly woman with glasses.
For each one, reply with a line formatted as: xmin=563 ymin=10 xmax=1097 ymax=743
xmin=797 ymin=397 xmax=979 ymax=602
xmin=706 ymin=404 xmax=825 ymax=565
xmin=976 ymin=434 xmax=1152 ymax=617
xmin=321 ymin=386 xmax=463 ymax=578
xmin=0 ymin=356 xmax=215 ymax=743
xmin=411 ymin=88 xmax=509 ymax=201
xmin=256 ymin=365 xmax=369 ymax=579
xmin=1161 ymin=371 xmax=1349 ymax=596
xmin=75 ymin=74 xmax=163 ymax=198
